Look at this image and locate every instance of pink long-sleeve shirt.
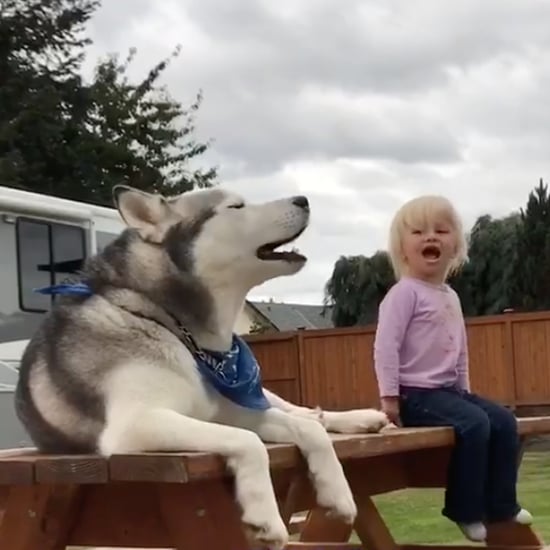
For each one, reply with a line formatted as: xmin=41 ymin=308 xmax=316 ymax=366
xmin=373 ymin=276 xmax=470 ymax=397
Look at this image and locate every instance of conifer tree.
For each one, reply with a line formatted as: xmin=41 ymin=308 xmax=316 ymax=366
xmin=0 ymin=0 xmax=216 ymax=206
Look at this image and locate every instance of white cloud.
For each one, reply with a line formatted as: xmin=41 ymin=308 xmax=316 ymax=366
xmin=83 ymin=0 xmax=550 ymax=304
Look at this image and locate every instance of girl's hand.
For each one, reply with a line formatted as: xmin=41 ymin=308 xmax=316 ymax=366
xmin=381 ymin=396 xmax=402 ymax=427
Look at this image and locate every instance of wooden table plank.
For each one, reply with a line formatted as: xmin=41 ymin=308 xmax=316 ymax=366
xmin=516 ymin=415 xmax=550 ymax=436
xmin=0 ymin=416 xmax=547 ymax=487
xmin=107 ymin=428 xmax=456 ymax=483
xmin=34 ymin=455 xmax=108 ymax=484
xmin=0 ymin=449 xmax=37 ymax=485
xmin=110 ymin=453 xmax=189 ymax=482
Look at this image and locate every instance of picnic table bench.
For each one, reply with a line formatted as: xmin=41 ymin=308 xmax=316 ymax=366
xmin=1 ymin=415 xmax=549 ymax=550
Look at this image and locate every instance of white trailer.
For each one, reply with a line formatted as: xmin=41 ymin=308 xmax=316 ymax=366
xmin=0 ymin=186 xmax=124 ymax=447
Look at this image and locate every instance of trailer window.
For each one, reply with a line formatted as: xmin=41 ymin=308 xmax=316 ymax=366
xmin=16 ymin=219 xmax=86 ymax=312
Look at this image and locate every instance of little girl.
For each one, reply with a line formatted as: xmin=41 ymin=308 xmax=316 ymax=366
xmin=373 ymin=195 xmax=532 ymax=542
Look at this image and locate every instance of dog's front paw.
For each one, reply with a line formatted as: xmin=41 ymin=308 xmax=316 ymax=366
xmin=232 ymin=444 xmax=289 ymax=549
xmin=323 ymin=409 xmax=390 ymax=434
xmin=316 ymin=476 xmax=357 ymax=524
xmin=242 ymin=508 xmax=289 ymax=550
xmin=380 ymin=421 xmax=399 ymax=432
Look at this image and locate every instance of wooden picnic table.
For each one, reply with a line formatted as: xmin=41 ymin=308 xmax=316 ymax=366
xmin=1 ymin=415 xmax=549 ymax=549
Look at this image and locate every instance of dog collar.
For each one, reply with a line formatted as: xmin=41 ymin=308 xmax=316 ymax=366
xmin=34 ymin=282 xmax=272 ymax=411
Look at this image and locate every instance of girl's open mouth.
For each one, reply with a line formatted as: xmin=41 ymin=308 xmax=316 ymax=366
xmin=421 ymin=245 xmax=441 ymax=261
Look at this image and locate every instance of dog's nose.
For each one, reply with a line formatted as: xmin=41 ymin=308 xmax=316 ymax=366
xmin=292 ymin=195 xmax=309 ymax=211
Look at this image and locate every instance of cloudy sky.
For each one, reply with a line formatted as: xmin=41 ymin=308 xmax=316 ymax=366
xmin=83 ymin=0 xmax=550 ymax=304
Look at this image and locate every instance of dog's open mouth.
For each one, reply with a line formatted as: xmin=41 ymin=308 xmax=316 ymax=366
xmin=257 ymin=228 xmax=306 ymax=263
xmin=421 ymin=245 xmax=441 ymax=261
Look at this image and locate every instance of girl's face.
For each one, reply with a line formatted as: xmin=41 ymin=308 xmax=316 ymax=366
xmin=401 ymin=215 xmax=458 ymax=284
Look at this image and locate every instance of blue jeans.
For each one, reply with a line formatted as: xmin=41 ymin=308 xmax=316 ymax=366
xmin=399 ymin=386 xmax=522 ymax=524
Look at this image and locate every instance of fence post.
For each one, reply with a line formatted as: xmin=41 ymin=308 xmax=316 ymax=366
xmin=504 ymin=313 xmax=518 ymax=410
xmin=296 ymin=329 xmax=306 ymax=406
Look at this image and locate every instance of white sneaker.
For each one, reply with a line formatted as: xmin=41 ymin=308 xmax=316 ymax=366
xmin=515 ymin=508 xmax=533 ymax=525
xmin=458 ymin=521 xmax=487 ymax=542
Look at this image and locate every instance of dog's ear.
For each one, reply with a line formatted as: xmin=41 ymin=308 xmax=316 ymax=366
xmin=112 ymin=185 xmax=177 ymax=242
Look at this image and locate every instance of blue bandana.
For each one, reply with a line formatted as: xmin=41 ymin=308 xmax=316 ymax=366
xmin=33 ymin=283 xmax=271 ymax=410
xmin=35 ymin=282 xmax=96 ymax=296
xmin=194 ymin=335 xmax=271 ymax=410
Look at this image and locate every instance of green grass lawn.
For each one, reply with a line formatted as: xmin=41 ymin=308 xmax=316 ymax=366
xmin=346 ymin=451 xmax=550 ymax=546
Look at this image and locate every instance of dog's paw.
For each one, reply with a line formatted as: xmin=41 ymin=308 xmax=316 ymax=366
xmin=323 ymin=409 xmax=390 ymax=434
xmin=316 ymin=477 xmax=357 ymax=524
xmin=380 ymin=421 xmax=399 ymax=432
xmin=242 ymin=510 xmax=289 ymax=550
xmin=231 ymin=440 xmax=289 ymax=549
xmin=239 ymin=470 xmax=288 ymax=549
xmin=311 ymin=452 xmax=357 ymax=524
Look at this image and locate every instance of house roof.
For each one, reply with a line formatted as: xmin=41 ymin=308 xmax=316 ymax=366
xmin=248 ymin=301 xmax=334 ymax=331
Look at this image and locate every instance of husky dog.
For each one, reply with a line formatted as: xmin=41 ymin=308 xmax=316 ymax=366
xmin=15 ymin=185 xmax=389 ymax=549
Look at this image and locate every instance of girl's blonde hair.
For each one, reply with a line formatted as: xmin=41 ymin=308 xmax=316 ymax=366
xmin=388 ymin=195 xmax=468 ymax=280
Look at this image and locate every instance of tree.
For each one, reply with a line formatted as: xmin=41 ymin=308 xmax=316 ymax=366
xmin=512 ymin=178 xmax=550 ymax=311
xmin=324 ymin=250 xmax=395 ymax=326
xmin=249 ymin=317 xmax=275 ymax=335
xmin=0 ymin=0 xmax=216 ymax=207
xmin=449 ymin=213 xmax=521 ymax=316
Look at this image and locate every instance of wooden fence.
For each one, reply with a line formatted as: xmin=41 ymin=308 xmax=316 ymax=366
xmin=245 ymin=310 xmax=550 ymax=413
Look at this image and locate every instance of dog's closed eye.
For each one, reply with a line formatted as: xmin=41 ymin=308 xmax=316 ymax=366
xmin=227 ymin=203 xmax=245 ymax=209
